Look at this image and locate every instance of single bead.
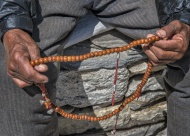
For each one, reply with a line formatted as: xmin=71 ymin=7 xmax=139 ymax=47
xmin=103 ymin=115 xmax=107 ymax=120
xmin=74 ymin=115 xmax=78 ymax=119
xmin=43 ymin=57 xmax=48 ymax=63
xmin=140 ymin=39 xmax=145 ymax=44
xmin=136 ymin=40 xmax=141 ymax=45
xmin=30 ymin=61 xmax=35 ymax=67
xmin=63 ymin=56 xmax=68 ymax=62
xmin=100 ymin=116 xmax=104 ymax=121
xmin=144 ymin=39 xmax=149 ymax=43
xmin=56 ymin=56 xmax=60 ymax=62
xmin=105 ymin=49 xmax=111 ymax=54
xmin=71 ymin=56 xmax=76 ymax=62
xmin=90 ymin=52 xmax=95 ymax=57
xmin=34 ymin=59 xmax=39 ymax=65
xmin=79 ymin=55 xmax=84 ymax=61
xmin=84 ymin=115 xmax=88 ymax=120
xmin=98 ymin=51 xmax=103 ymax=56
xmin=132 ymin=41 xmax=137 ymax=45
xmin=119 ymin=106 xmax=124 ymax=111
xmin=75 ymin=56 xmax=80 ymax=61
xmin=52 ymin=56 xmax=56 ymax=62
xmin=119 ymin=47 xmax=124 ymax=52
xmin=155 ymin=35 xmax=160 ymax=41
xmin=150 ymin=36 xmax=156 ymax=42
xmin=48 ymin=56 xmax=52 ymax=62
xmin=86 ymin=53 xmax=91 ymax=59
xmin=90 ymin=117 xmax=94 ymax=122
xmin=83 ymin=55 xmax=87 ymax=60
xmin=39 ymin=58 xmax=44 ymax=64
xmin=123 ymin=46 xmax=128 ymax=51
xmin=81 ymin=115 xmax=85 ymax=120
xmin=65 ymin=113 xmax=69 ymax=118
xmin=114 ymin=48 xmax=119 ymax=52
xmin=122 ymin=102 xmax=127 ymax=107
xmin=94 ymin=52 xmax=99 ymax=56
xmin=55 ymin=106 xmax=60 ymax=112
xmin=128 ymin=43 xmax=133 ymax=49
xmin=87 ymin=117 xmax=91 ymax=121
xmin=102 ymin=50 xmax=107 ymax=55
xmin=110 ymin=48 xmax=115 ymax=53
xmin=67 ymin=56 xmax=72 ymax=62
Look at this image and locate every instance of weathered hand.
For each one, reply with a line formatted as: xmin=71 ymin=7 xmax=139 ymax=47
xmin=3 ymin=29 xmax=48 ymax=88
xmin=142 ymin=20 xmax=190 ymax=65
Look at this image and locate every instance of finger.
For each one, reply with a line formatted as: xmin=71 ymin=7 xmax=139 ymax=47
xmin=153 ymin=38 xmax=184 ymax=52
xmin=34 ymin=64 xmax=48 ymax=73
xmin=14 ymin=55 xmax=49 ymax=84
xmin=20 ymin=61 xmax=49 ymax=83
xmin=141 ymin=34 xmax=155 ymax=47
xmin=149 ymin=45 xmax=182 ymax=61
xmin=142 ymin=46 xmax=177 ymax=65
xmin=156 ymin=20 xmax=183 ymax=39
xmin=12 ymin=77 xmax=33 ymax=88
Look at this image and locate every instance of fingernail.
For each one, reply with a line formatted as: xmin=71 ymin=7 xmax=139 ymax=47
xmin=43 ymin=80 xmax=48 ymax=83
xmin=38 ymin=64 xmax=46 ymax=69
xmin=157 ymin=30 xmax=166 ymax=37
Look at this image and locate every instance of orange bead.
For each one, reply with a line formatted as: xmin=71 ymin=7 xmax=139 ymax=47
xmin=63 ymin=56 xmax=68 ymax=62
xmin=140 ymin=39 xmax=145 ymax=44
xmin=43 ymin=57 xmax=48 ymax=63
xmin=67 ymin=56 xmax=72 ymax=62
xmin=86 ymin=53 xmax=91 ymax=59
xmin=105 ymin=49 xmax=111 ymax=54
xmin=78 ymin=55 xmax=83 ymax=61
xmin=102 ymin=50 xmax=107 ymax=55
xmin=30 ymin=61 xmax=35 ymax=67
xmin=155 ymin=35 xmax=160 ymax=41
xmin=114 ymin=48 xmax=119 ymax=52
xmin=75 ymin=56 xmax=80 ymax=61
xmin=98 ymin=51 xmax=103 ymax=56
xmin=133 ymin=41 xmax=137 ymax=45
xmin=47 ymin=56 xmax=51 ymax=62
xmin=56 ymin=56 xmax=60 ymax=61
xmin=84 ymin=115 xmax=88 ymax=120
xmin=119 ymin=47 xmax=124 ymax=52
xmin=55 ymin=107 xmax=60 ymax=112
xmin=83 ymin=55 xmax=87 ymax=60
xmin=136 ymin=40 xmax=141 ymax=45
xmin=90 ymin=52 xmax=95 ymax=57
xmin=110 ymin=48 xmax=115 ymax=53
xmin=144 ymin=39 xmax=149 ymax=43
xmin=34 ymin=59 xmax=39 ymax=65
xmin=39 ymin=58 xmax=44 ymax=64
xmin=52 ymin=56 xmax=56 ymax=62
xmin=94 ymin=52 xmax=99 ymax=56
xmin=71 ymin=56 xmax=76 ymax=62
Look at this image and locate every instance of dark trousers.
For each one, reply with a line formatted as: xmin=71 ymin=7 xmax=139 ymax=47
xmin=0 ymin=0 xmax=159 ymax=135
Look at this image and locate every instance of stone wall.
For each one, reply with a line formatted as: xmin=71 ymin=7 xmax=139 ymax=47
xmin=56 ymin=30 xmax=167 ymax=136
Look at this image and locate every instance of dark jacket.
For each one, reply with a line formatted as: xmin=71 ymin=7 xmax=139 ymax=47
xmin=0 ymin=0 xmax=190 ymax=38
xmin=156 ymin=0 xmax=190 ymax=26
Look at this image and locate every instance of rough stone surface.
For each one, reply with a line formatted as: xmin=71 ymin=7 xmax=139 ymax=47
xmin=57 ymin=30 xmax=167 ymax=135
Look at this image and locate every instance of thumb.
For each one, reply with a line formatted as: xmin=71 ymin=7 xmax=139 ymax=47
xmin=156 ymin=20 xmax=181 ymax=39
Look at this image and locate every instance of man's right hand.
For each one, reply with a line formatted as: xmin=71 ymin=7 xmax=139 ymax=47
xmin=3 ymin=29 xmax=48 ymax=88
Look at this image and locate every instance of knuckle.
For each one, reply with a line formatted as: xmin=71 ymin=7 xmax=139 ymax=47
xmin=12 ymin=51 xmax=23 ymax=62
xmin=156 ymin=52 xmax=164 ymax=60
xmin=151 ymin=57 xmax=159 ymax=64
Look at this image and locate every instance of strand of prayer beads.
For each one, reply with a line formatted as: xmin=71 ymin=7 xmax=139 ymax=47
xmin=31 ymin=35 xmax=160 ymax=121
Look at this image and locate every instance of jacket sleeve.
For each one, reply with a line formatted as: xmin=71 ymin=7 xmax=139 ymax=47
xmin=156 ymin=0 xmax=190 ymax=26
xmin=0 ymin=0 xmax=36 ymax=38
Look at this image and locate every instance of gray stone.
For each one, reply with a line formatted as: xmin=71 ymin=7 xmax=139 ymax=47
xmin=56 ymin=67 xmax=129 ymax=108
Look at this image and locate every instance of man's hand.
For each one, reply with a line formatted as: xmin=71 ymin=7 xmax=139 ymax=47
xmin=142 ymin=20 xmax=190 ymax=65
xmin=3 ymin=29 xmax=48 ymax=88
